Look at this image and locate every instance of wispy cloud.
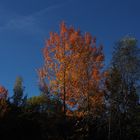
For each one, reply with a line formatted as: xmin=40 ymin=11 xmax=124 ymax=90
xmin=32 ymin=3 xmax=65 ymax=17
xmin=0 ymin=2 xmax=65 ymax=34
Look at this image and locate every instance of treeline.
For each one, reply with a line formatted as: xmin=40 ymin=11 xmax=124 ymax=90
xmin=0 ymin=22 xmax=140 ymax=140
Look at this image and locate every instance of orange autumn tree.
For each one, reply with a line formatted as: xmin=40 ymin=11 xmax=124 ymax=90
xmin=39 ymin=22 xmax=74 ymax=117
xmin=0 ymin=85 xmax=8 ymax=117
xmin=38 ymin=22 xmax=105 ymax=117
xmin=69 ymin=33 xmax=105 ymax=117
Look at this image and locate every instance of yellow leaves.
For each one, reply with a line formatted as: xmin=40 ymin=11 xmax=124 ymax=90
xmin=103 ymin=71 xmax=109 ymax=77
xmin=69 ymin=31 xmax=79 ymax=45
xmin=85 ymin=32 xmax=92 ymax=44
xmin=90 ymin=93 xmax=103 ymax=104
xmin=38 ymin=68 xmax=47 ymax=80
xmin=93 ymin=69 xmax=99 ymax=77
xmin=49 ymin=32 xmax=55 ymax=44
xmin=90 ymin=93 xmax=104 ymax=114
xmin=39 ymin=21 xmax=105 ymax=115
xmin=69 ymin=33 xmax=76 ymax=44
xmin=56 ymin=72 xmax=63 ymax=82
xmin=0 ymin=85 xmax=8 ymax=117
xmin=43 ymin=47 xmax=51 ymax=61
xmin=54 ymin=33 xmax=60 ymax=43
xmin=0 ymin=86 xmax=8 ymax=99
xmin=96 ymin=55 xmax=104 ymax=62
xmin=92 ymin=68 xmax=101 ymax=82
xmin=65 ymin=42 xmax=70 ymax=50
xmin=50 ymin=80 xmax=58 ymax=88
xmin=60 ymin=21 xmax=67 ymax=35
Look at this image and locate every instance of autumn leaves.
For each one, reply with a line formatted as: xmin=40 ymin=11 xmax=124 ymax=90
xmin=39 ymin=22 xmax=105 ymax=116
xmin=0 ymin=86 xmax=8 ymax=117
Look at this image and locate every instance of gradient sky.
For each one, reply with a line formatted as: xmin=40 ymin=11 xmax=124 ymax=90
xmin=0 ymin=0 xmax=140 ymax=97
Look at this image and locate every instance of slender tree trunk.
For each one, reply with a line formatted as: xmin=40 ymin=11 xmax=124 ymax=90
xmin=108 ymin=117 xmax=111 ymax=140
xmin=87 ymin=70 xmax=90 ymax=139
xmin=63 ymin=77 xmax=67 ymax=140
xmin=108 ymin=105 xmax=111 ymax=140
xmin=63 ymin=42 xmax=67 ymax=140
xmin=63 ymin=69 xmax=66 ymax=118
xmin=87 ymin=90 xmax=90 ymax=139
xmin=119 ymin=117 xmax=121 ymax=140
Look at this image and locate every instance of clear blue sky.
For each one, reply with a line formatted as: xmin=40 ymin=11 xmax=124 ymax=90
xmin=0 ymin=0 xmax=140 ymax=97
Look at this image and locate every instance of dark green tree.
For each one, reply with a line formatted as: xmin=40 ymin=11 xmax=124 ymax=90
xmin=106 ymin=36 xmax=140 ymax=140
xmin=12 ymin=76 xmax=27 ymax=107
xmin=112 ymin=36 xmax=140 ymax=85
xmin=112 ymin=36 xmax=140 ymax=115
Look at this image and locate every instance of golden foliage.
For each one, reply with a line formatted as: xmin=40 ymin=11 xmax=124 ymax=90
xmin=39 ymin=22 xmax=105 ymax=116
xmin=0 ymin=85 xmax=8 ymax=117
xmin=0 ymin=86 xmax=8 ymax=99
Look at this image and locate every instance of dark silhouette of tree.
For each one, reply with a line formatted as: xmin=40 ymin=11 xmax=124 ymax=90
xmin=0 ymin=25 xmax=140 ymax=140
xmin=105 ymin=36 xmax=140 ymax=140
xmin=12 ymin=77 xmax=27 ymax=107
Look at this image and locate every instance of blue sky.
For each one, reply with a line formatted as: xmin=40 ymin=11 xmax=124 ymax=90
xmin=0 ymin=0 xmax=140 ymax=97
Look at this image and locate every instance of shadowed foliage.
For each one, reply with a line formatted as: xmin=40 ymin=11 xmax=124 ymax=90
xmin=0 ymin=24 xmax=139 ymax=140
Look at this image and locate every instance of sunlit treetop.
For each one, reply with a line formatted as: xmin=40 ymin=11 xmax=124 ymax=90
xmin=38 ymin=22 xmax=105 ymax=116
